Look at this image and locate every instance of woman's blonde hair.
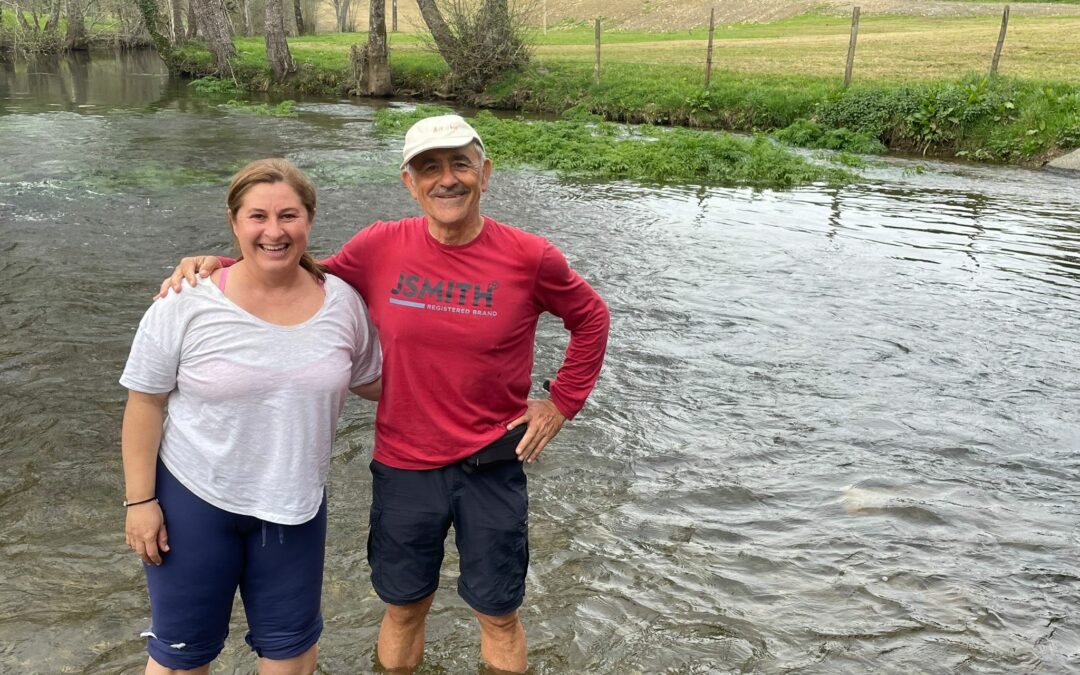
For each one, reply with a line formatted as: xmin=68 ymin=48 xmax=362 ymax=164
xmin=226 ymin=158 xmax=326 ymax=281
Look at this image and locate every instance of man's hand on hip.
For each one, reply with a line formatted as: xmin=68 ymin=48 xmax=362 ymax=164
xmin=509 ymin=399 xmax=566 ymax=464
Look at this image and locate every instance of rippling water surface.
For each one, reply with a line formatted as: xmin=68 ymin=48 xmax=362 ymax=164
xmin=1 ymin=52 xmax=1078 ymax=674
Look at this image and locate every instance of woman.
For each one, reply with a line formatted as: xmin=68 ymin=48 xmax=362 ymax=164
xmin=119 ymin=159 xmax=381 ymax=675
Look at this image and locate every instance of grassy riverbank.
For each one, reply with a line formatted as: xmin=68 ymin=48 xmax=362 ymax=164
xmin=174 ymin=12 xmax=1080 ymax=165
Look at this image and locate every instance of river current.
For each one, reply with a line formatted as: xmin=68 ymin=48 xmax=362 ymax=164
xmin=1 ymin=51 xmax=1078 ymax=674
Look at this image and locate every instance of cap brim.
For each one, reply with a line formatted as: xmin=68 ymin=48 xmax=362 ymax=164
xmin=401 ymin=136 xmax=484 ymax=170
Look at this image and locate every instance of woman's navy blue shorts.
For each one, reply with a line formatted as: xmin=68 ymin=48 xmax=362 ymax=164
xmin=367 ymin=458 xmax=529 ymax=617
xmin=141 ymin=462 xmax=326 ymax=670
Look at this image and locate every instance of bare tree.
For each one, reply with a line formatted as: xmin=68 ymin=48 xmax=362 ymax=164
xmin=13 ymin=2 xmax=30 ymax=31
xmin=239 ymin=0 xmax=253 ymax=36
xmin=191 ymin=0 xmax=235 ymax=73
xmin=187 ymin=0 xmax=198 ymax=38
xmin=265 ymin=0 xmax=295 ymax=80
xmin=65 ymin=0 xmax=88 ymax=48
xmin=301 ymin=0 xmax=317 ymax=33
xmin=168 ymin=0 xmax=185 ymax=43
xmin=415 ymin=0 xmax=530 ymax=91
xmin=293 ymin=0 xmax=304 ymax=35
xmin=351 ymin=0 xmax=390 ymax=95
xmin=330 ymin=0 xmax=350 ymax=32
xmin=415 ymin=0 xmax=452 ymax=56
xmin=43 ymin=0 xmax=61 ymax=33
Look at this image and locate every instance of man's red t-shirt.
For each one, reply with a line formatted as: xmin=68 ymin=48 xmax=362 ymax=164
xmin=323 ymin=216 xmax=609 ymax=469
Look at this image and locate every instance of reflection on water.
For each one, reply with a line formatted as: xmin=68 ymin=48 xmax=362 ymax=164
xmin=2 ymin=52 xmax=1079 ymax=674
xmin=0 ymin=50 xmax=173 ymax=112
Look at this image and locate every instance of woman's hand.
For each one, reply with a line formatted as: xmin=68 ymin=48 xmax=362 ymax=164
xmin=125 ymin=501 xmax=169 ymax=565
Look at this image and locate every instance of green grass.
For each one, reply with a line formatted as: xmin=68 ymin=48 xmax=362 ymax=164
xmin=531 ymin=13 xmax=886 ymax=43
xmin=532 ymin=14 xmax=1080 ymax=83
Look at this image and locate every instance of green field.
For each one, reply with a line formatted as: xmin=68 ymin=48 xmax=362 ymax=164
xmin=221 ymin=13 xmax=1080 ymax=85
xmin=534 ymin=14 xmax=1080 ymax=83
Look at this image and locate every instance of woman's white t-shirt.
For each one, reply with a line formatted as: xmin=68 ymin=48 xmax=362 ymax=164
xmin=120 ymin=273 xmax=381 ymax=525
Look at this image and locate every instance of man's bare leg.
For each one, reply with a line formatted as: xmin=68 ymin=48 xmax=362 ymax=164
xmin=475 ymin=610 xmax=527 ymax=673
xmin=377 ymin=593 xmax=435 ymax=672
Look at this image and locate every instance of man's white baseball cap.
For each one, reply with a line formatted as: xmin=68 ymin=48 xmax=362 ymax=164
xmin=400 ymin=114 xmax=485 ymax=170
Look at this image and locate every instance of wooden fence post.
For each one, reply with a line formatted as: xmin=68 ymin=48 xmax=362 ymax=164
xmin=594 ymin=18 xmax=601 ymax=85
xmin=392 ymin=0 xmax=398 ymax=32
xmin=844 ymin=6 xmax=860 ymax=88
xmin=705 ymin=7 xmax=715 ymax=87
xmin=991 ymin=5 xmax=1010 ymax=75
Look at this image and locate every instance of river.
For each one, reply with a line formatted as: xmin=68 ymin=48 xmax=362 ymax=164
xmin=1 ymin=51 xmax=1078 ymax=674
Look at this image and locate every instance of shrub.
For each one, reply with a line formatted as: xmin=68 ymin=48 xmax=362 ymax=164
xmin=774 ymin=119 xmax=887 ymax=154
xmin=190 ymin=75 xmax=242 ymax=95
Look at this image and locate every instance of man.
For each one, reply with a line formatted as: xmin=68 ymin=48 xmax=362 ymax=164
xmin=161 ymin=115 xmax=610 ymax=673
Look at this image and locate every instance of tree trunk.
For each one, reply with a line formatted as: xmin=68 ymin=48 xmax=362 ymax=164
xmin=187 ymin=0 xmax=198 ymax=38
xmin=222 ymin=0 xmax=235 ymax=36
xmin=240 ymin=0 xmax=253 ymax=36
xmin=134 ymin=0 xmax=175 ymax=64
xmin=354 ymin=0 xmax=391 ymax=95
xmin=65 ymin=0 xmax=88 ymax=49
xmin=303 ymin=0 xmax=317 ymax=33
xmin=414 ymin=0 xmax=455 ymax=62
xmin=293 ymin=0 xmax=305 ymax=35
xmin=481 ymin=0 xmax=509 ymax=25
xmin=335 ymin=0 xmax=351 ymax=32
xmin=191 ymin=0 xmax=236 ymax=73
xmin=478 ymin=0 xmax=520 ymax=73
xmin=44 ymin=0 xmax=62 ymax=33
xmin=13 ymin=0 xmax=31 ymax=32
xmin=169 ymin=0 xmax=185 ymax=43
xmin=265 ymin=0 xmax=296 ymax=81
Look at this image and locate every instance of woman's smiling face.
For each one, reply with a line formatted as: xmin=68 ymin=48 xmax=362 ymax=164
xmin=229 ymin=181 xmax=312 ymax=274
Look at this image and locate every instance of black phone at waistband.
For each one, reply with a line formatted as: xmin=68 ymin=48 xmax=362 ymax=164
xmin=460 ymin=424 xmax=528 ymax=473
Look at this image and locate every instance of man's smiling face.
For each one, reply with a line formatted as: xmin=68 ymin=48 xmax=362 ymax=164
xmin=402 ymin=143 xmax=491 ymax=233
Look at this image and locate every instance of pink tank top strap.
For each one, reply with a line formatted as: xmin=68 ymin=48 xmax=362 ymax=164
xmin=217 ymin=266 xmax=229 ymax=291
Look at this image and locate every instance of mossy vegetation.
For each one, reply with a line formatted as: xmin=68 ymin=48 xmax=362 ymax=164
xmin=376 ymin=106 xmax=855 ymax=188
xmin=223 ymin=99 xmax=298 ymax=116
xmin=189 ymin=76 xmax=244 ymax=96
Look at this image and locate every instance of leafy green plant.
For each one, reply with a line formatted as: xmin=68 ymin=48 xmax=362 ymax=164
xmin=223 ymin=99 xmax=298 ymax=116
xmin=773 ymin=119 xmax=887 ymax=154
xmin=902 ymin=90 xmax=958 ymax=154
xmin=816 ymin=87 xmax=902 ymax=136
xmin=190 ymin=76 xmax=242 ymax=95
